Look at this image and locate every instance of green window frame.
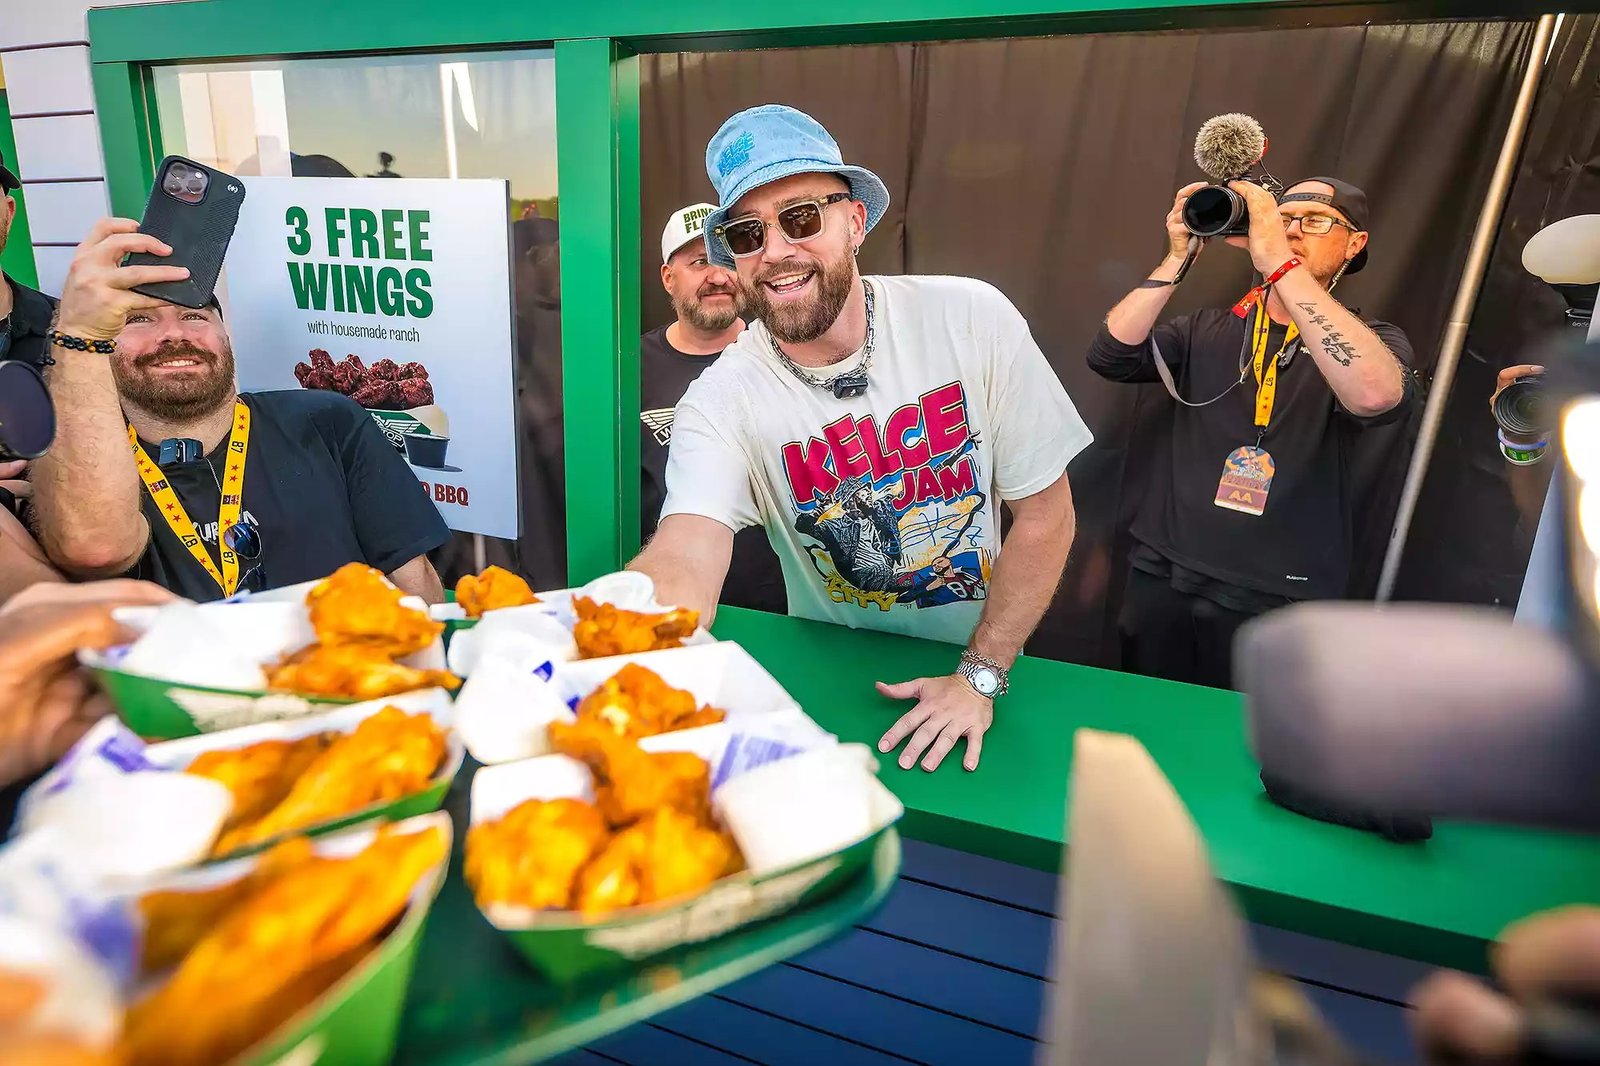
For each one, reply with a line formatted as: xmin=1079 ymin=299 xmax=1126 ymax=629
xmin=87 ymin=0 xmax=1532 ymax=585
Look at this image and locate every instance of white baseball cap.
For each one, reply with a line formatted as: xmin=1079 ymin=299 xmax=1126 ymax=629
xmin=661 ymin=202 xmax=717 ymax=265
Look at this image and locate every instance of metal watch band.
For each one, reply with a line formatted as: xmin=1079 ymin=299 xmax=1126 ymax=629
xmin=958 ymin=651 xmax=1009 ymax=698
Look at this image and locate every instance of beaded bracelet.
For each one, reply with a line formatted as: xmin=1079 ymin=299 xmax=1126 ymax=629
xmin=48 ymin=330 xmax=117 ymax=354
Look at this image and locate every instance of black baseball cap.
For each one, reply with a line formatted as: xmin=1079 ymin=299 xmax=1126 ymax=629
xmin=1282 ymin=176 xmax=1369 ymax=274
xmin=0 ymin=147 xmax=19 ymax=194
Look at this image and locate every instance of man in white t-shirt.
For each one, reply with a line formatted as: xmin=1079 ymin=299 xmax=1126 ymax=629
xmin=631 ymin=105 xmax=1093 ymax=772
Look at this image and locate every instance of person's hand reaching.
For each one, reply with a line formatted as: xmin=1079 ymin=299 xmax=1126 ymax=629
xmin=1414 ymin=905 xmax=1600 ymax=1063
xmin=0 ymin=580 xmax=171 ymax=786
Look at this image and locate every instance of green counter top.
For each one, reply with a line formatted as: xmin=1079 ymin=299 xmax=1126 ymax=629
xmin=711 ymin=607 xmax=1600 ymax=973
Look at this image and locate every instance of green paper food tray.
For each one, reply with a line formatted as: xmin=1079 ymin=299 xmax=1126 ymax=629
xmin=87 ymin=659 xmax=356 ymax=740
xmin=89 ymin=592 xmax=451 ymax=739
xmin=471 ymin=752 xmax=905 ymax=984
xmin=496 ymin=821 xmax=895 ymax=983
xmin=129 ymin=811 xmax=452 ymax=1066
xmin=144 ymin=688 xmax=462 ymax=863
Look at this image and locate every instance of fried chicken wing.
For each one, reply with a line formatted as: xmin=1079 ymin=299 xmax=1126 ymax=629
xmin=548 ymin=718 xmax=710 ymax=827
xmin=574 ymin=663 xmax=725 ymax=739
xmin=571 ymin=596 xmax=699 ymax=659
xmin=455 ymin=566 xmax=540 ymax=618
xmin=575 ymin=808 xmax=740 ymax=917
xmin=138 ymin=837 xmax=317 ymax=974
xmin=465 ymin=798 xmax=610 ymax=910
xmin=306 ymin=562 xmax=442 ymax=657
xmin=210 ymin=707 xmax=446 ymax=855
xmin=265 ymin=643 xmax=460 ymax=700
xmin=121 ymin=825 xmax=445 ymax=1066
xmin=186 ymin=734 xmax=334 ymax=834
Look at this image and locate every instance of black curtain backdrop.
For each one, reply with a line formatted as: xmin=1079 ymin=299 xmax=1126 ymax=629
xmin=1395 ymin=14 xmax=1600 ymax=608
xmin=638 ymin=20 xmax=1537 ymax=667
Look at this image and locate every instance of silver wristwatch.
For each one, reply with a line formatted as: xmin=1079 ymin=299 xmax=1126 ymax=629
xmin=957 ymin=651 xmax=1009 ymax=699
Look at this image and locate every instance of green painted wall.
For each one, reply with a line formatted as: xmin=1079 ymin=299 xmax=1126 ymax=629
xmin=0 ymin=86 xmax=39 ymax=289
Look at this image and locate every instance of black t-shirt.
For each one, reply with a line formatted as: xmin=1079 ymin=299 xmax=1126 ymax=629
xmin=640 ymin=324 xmax=785 ymax=614
xmin=125 ymin=390 xmax=450 ymax=601
xmin=1088 ymin=307 xmax=1416 ymax=601
xmin=1 ymin=274 xmax=58 ymax=369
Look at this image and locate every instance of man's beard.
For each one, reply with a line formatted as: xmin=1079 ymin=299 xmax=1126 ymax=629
xmin=741 ymin=252 xmax=855 ymax=346
xmin=673 ymin=286 xmax=740 ymax=333
xmin=112 ymin=339 xmax=237 ymax=421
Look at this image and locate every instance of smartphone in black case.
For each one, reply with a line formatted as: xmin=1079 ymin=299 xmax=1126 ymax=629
xmin=125 ymin=156 xmax=246 ymax=309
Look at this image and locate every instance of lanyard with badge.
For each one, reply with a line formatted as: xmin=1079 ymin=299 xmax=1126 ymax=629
xmin=129 ymin=399 xmax=252 ymax=595
xmin=1214 ymin=301 xmax=1298 ymax=517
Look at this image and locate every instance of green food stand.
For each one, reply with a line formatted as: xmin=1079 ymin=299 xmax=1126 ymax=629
xmin=83 ymin=1 xmax=1600 ymax=1061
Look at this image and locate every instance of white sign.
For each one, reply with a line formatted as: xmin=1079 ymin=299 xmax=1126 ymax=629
xmin=223 ymin=176 xmax=519 ymax=539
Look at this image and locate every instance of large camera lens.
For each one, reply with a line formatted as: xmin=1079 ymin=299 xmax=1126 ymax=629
xmin=1183 ymin=185 xmax=1248 ymax=239
xmin=1493 ymin=378 xmax=1549 ymax=442
xmin=0 ymin=360 xmax=57 ymax=462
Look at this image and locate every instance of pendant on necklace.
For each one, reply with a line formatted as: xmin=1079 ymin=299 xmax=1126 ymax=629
xmin=831 ymin=369 xmax=869 ymax=399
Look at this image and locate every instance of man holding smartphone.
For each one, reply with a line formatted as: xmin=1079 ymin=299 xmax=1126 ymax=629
xmin=29 ymin=218 xmax=450 ymax=602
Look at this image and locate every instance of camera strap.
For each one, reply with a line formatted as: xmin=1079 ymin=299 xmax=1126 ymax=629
xmin=1147 ymin=297 xmax=1297 ymax=428
xmin=129 ymin=399 xmax=251 ymax=595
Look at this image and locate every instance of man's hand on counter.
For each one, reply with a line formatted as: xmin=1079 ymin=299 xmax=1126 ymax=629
xmin=875 ymin=674 xmax=993 ymax=772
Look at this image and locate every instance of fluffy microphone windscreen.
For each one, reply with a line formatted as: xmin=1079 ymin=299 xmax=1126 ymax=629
xmin=1194 ymin=113 xmax=1266 ymax=181
xmin=1239 ymin=602 xmax=1600 ymax=833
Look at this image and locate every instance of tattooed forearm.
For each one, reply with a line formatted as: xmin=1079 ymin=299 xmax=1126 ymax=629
xmin=1297 ymin=302 xmax=1333 ymax=329
xmin=1298 ymin=301 xmax=1359 ymax=365
xmin=1320 ymin=331 xmax=1359 ymax=366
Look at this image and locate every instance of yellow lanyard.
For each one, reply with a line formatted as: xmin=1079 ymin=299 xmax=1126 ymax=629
xmin=1250 ymin=301 xmax=1299 ymax=433
xmin=129 ymin=400 xmax=251 ymax=596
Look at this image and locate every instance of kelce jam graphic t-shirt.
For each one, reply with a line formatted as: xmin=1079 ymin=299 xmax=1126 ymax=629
xmin=662 ymin=275 xmax=1092 ymax=644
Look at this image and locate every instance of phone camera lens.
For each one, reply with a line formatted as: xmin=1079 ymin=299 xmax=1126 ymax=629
xmin=186 ymin=176 xmax=206 ymax=195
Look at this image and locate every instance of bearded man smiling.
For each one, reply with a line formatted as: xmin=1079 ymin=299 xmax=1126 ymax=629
xmin=29 ymin=218 xmax=450 ymax=602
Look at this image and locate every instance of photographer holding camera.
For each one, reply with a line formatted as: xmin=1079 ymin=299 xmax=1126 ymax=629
xmin=1088 ymin=177 xmax=1415 ymax=689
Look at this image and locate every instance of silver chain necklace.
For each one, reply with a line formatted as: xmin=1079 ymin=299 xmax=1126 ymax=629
xmin=770 ymin=279 xmax=875 ymax=399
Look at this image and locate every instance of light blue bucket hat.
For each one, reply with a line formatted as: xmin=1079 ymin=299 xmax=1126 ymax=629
xmin=703 ymin=104 xmax=891 ymax=269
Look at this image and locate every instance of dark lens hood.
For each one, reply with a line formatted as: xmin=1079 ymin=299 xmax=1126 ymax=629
xmin=0 ymin=360 xmax=56 ymax=461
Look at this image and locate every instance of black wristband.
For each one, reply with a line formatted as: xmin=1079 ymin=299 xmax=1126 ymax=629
xmin=48 ymin=330 xmax=116 ymax=355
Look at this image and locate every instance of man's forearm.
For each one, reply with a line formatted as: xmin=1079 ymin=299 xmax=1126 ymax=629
xmin=1276 ymin=269 xmax=1405 ymax=417
xmin=629 ymin=543 xmax=720 ymax=626
xmin=32 ymin=348 xmax=148 ymax=574
xmin=1104 ymin=254 xmax=1185 ymax=346
xmin=627 ymin=516 xmax=733 ymax=627
xmin=967 ymin=494 xmax=1076 ymax=669
xmin=389 ymin=555 xmax=445 ymax=604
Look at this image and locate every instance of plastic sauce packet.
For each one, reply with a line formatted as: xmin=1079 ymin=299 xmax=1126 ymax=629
xmin=0 ymin=830 xmax=140 ymax=988
xmin=18 ymin=719 xmax=155 ymax=827
xmin=0 ymin=914 xmax=124 ymax=1051
xmin=711 ymin=733 xmax=810 ymax=791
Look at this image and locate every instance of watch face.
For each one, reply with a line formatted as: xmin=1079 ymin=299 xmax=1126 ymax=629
xmin=972 ymin=667 xmax=1000 ymax=696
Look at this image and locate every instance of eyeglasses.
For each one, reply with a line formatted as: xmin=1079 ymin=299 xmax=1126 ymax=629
xmin=715 ymin=192 xmax=853 ymax=259
xmin=224 ymin=518 xmax=266 ymax=593
xmin=1281 ymin=213 xmax=1358 ymax=236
